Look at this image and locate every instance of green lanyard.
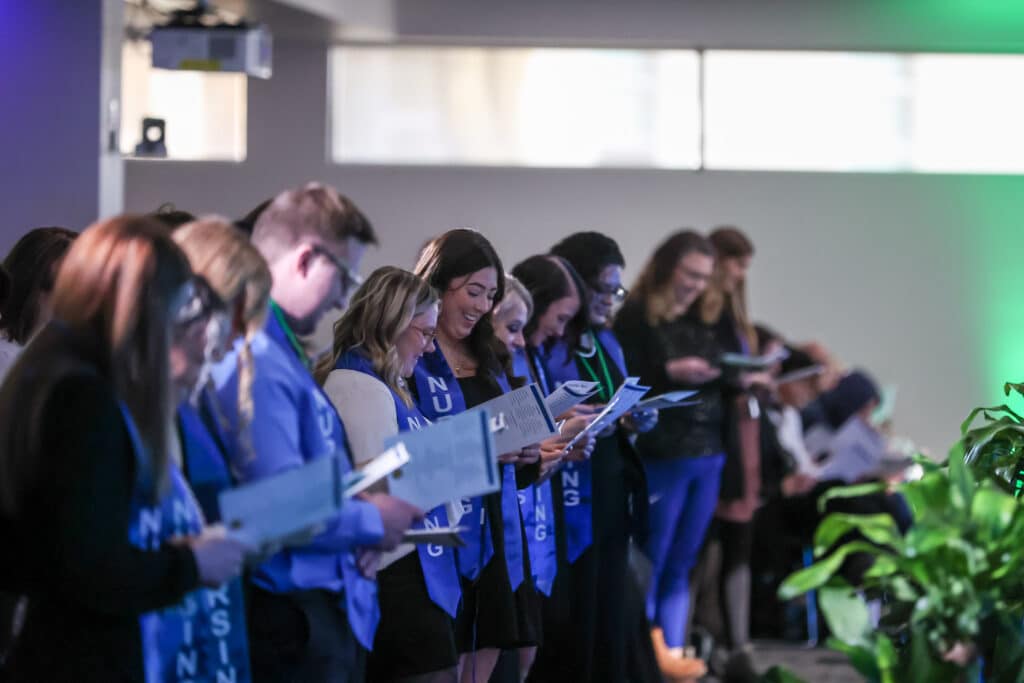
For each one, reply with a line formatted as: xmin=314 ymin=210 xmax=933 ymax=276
xmin=577 ymin=333 xmax=615 ymax=402
xmin=270 ymin=300 xmax=311 ymax=369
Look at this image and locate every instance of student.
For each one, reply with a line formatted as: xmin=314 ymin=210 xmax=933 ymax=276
xmin=535 ymin=236 xmax=657 ymax=683
xmin=613 ymin=230 xmax=719 ymax=682
xmin=0 ymin=215 xmax=247 ymax=682
xmin=412 ymin=229 xmax=541 ymax=683
xmin=211 ymin=184 xmax=422 ymax=683
xmin=316 ymin=266 xmax=462 ymax=683
xmin=172 ymin=218 xmax=273 ymax=523
xmin=695 ymin=226 xmax=765 ymax=679
xmin=499 ymin=260 xmax=597 ymax=682
xmin=165 ymin=218 xmax=275 ymax=682
xmin=0 ymin=226 xmax=77 ymax=380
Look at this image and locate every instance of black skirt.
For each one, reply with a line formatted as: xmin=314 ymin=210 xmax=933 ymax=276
xmin=367 ymin=552 xmax=459 ymax=679
xmin=456 ymin=490 xmax=542 ymax=651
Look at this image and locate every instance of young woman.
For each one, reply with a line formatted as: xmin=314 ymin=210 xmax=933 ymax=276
xmin=317 ymin=266 xmax=462 ymax=683
xmin=502 ymin=258 xmax=607 ymax=682
xmin=412 ymin=229 xmax=541 ymax=683
xmin=148 ymin=217 xmax=275 ymax=683
xmin=0 ymin=226 xmax=77 ymax=380
xmin=0 ymin=215 xmax=247 ymax=682
xmin=172 ymin=218 xmax=273 ymax=520
xmin=527 ymin=235 xmax=656 ymax=683
xmin=613 ymin=230 xmax=720 ymax=682
xmin=696 ymin=227 xmax=765 ymax=675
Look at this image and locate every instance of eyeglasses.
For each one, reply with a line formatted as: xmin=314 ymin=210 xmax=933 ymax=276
xmin=311 ymin=245 xmax=364 ymax=293
xmin=173 ymin=277 xmax=225 ymax=332
xmin=408 ymin=324 xmax=436 ymax=346
xmin=591 ymin=282 xmax=628 ymax=303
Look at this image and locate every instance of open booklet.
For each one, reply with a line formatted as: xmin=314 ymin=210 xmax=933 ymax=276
xmin=719 ymin=347 xmax=789 ymax=370
xmin=544 ymin=380 xmax=600 ymax=417
xmin=635 ymin=389 xmax=699 ymax=412
xmin=474 ymin=382 xmax=559 ymax=454
xmin=565 ymin=377 xmax=651 ymax=450
xmin=218 ymin=443 xmax=411 ymax=548
xmin=385 ymin=407 xmax=500 ymax=512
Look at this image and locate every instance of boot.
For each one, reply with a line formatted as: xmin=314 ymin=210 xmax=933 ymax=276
xmin=650 ymin=627 xmax=708 ymax=682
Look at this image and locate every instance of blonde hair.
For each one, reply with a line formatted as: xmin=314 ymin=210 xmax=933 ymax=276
xmin=174 ymin=217 xmax=272 ymax=454
xmin=315 ymin=266 xmax=438 ymax=406
xmin=496 ymin=273 xmax=534 ymax=320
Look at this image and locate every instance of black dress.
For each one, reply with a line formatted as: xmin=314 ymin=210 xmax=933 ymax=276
xmin=528 ymin=333 xmax=655 ymax=683
xmin=455 ymin=374 xmax=542 ymax=653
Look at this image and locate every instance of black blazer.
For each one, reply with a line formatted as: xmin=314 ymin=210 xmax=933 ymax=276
xmin=1 ymin=327 xmax=198 ymax=682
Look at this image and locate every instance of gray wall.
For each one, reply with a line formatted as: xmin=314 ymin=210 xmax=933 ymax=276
xmin=125 ymin=14 xmax=1024 ymax=455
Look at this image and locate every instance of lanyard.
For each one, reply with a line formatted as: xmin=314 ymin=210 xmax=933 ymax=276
xmin=270 ymin=301 xmax=310 ymax=368
xmin=577 ymin=333 xmax=614 ymax=402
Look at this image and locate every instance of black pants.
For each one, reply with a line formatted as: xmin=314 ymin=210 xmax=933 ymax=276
xmin=248 ymin=586 xmax=366 ymax=683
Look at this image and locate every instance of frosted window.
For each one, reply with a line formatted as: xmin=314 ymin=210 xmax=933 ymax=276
xmin=329 ymin=46 xmax=700 ymax=168
xmin=908 ymin=54 xmax=1024 ymax=174
xmin=704 ymin=51 xmax=912 ymax=172
xmin=120 ymin=41 xmax=247 ymax=161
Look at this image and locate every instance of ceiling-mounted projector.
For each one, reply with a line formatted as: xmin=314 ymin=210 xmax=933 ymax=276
xmin=150 ymin=5 xmax=272 ymax=79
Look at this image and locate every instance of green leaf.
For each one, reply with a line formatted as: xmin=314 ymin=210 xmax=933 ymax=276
xmin=904 ymin=524 xmax=955 ymax=557
xmin=899 ymin=471 xmax=951 ymax=518
xmin=779 ymin=541 xmax=887 ymax=600
xmin=948 ymin=444 xmax=975 ymax=511
xmin=961 ymin=404 xmax=1024 ymax=435
xmin=1005 ymin=382 xmax=1024 ymax=399
xmin=971 ymin=485 xmax=1019 ymax=540
xmin=819 ymin=579 xmax=872 ymax=646
xmin=814 ymin=513 xmax=902 ymax=557
xmin=816 ymin=481 xmax=888 ymax=514
xmin=876 ymin=634 xmax=898 ymax=683
xmin=827 ymin=637 xmax=881 ymax=682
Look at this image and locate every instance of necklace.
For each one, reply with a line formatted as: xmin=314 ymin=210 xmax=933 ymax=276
xmin=438 ymin=335 xmax=476 ymax=376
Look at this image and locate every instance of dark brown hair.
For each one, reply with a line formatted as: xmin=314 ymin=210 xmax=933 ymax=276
xmin=0 ymin=226 xmax=78 ymax=344
xmin=414 ymin=229 xmax=507 ymax=376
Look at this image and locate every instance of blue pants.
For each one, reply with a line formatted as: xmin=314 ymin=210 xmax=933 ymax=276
xmin=643 ymin=454 xmax=725 ymax=648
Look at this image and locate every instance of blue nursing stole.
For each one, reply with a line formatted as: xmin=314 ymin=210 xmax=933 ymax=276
xmin=544 ymin=329 xmax=628 ymax=564
xmin=334 ymin=350 xmax=462 ymax=617
xmin=123 ymin=403 xmax=251 ymax=683
xmin=513 ymin=348 xmax=558 ymax=596
xmin=413 ymin=348 xmax=526 ymax=591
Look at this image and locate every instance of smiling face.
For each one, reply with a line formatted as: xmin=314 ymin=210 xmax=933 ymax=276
xmin=493 ymin=291 xmax=529 ymax=353
xmin=528 ymin=288 xmax=580 ymax=348
xmin=396 ymin=302 xmax=439 ymax=377
xmin=671 ymin=250 xmax=714 ymax=310
xmin=438 ymin=267 xmax=499 ymax=341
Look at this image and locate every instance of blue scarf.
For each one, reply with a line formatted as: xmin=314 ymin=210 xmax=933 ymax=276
xmin=513 ymin=348 xmax=558 ymax=595
xmin=412 ymin=348 xmax=525 ymax=590
xmin=123 ymin=402 xmax=252 ymax=683
xmin=334 ymin=349 xmax=462 ymax=617
xmin=543 ymin=328 xmax=627 ymax=563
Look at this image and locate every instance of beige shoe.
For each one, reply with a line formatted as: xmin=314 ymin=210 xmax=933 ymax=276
xmin=650 ymin=627 xmax=708 ymax=682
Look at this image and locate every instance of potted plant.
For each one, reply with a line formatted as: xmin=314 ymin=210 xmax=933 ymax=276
xmin=774 ymin=383 xmax=1024 ymax=682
